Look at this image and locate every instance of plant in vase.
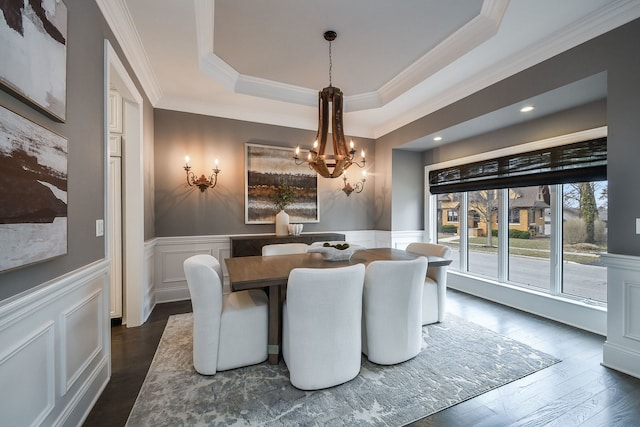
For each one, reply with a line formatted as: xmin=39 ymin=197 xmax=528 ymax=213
xmin=271 ymin=184 xmax=296 ymax=236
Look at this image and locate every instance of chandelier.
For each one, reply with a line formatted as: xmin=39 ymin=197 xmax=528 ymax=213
xmin=294 ymin=30 xmax=365 ymax=178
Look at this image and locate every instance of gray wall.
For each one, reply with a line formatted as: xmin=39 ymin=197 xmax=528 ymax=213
xmin=377 ymin=18 xmax=640 ymax=257
xmin=153 ymin=109 xmax=376 ymax=236
xmin=391 ymin=149 xmax=424 ymax=231
xmin=0 ymin=0 xmax=154 ymax=301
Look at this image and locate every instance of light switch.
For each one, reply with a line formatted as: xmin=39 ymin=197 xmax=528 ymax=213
xmin=96 ymin=219 xmax=104 ymax=237
xmin=637 ymin=218 xmax=640 ymax=234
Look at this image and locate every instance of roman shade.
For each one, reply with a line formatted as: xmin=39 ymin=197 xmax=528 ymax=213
xmin=428 ymin=138 xmax=607 ymax=194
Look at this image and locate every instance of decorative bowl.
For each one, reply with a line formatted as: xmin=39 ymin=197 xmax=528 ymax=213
xmin=307 ymin=242 xmax=365 ymax=261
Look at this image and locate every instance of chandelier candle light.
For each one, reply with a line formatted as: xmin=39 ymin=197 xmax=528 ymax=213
xmin=184 ymin=156 xmax=221 ymax=192
xmin=294 ymin=30 xmax=365 ymax=178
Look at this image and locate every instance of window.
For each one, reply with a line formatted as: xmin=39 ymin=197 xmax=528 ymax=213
xmin=508 ymin=186 xmax=551 ymax=292
xmin=509 ymin=209 xmax=520 ymax=224
xmin=562 ymin=181 xmax=608 ymax=302
xmin=436 ymin=193 xmax=461 ymax=271
xmin=428 ymin=134 xmax=607 ymax=305
xmin=467 ymin=190 xmax=498 ymax=279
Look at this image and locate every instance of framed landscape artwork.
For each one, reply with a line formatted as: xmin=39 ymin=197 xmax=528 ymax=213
xmin=0 ymin=0 xmax=67 ymax=121
xmin=0 ymin=105 xmax=68 ymax=272
xmin=245 ymin=143 xmax=319 ymax=224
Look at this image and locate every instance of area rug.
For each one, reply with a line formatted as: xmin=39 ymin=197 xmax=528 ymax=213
xmin=126 ymin=314 xmax=560 ymax=426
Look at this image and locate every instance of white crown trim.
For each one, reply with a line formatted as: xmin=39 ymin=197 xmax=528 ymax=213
xmin=345 ymin=91 xmax=383 ymax=112
xmin=378 ymin=0 xmax=509 ymax=105
xmin=372 ymin=0 xmax=640 ymax=138
xmin=195 ymin=0 xmax=509 ymax=111
xmin=95 ymin=0 xmax=162 ymax=104
xmin=235 ymin=75 xmax=317 ymax=106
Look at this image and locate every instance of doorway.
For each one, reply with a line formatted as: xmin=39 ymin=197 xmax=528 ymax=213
xmin=105 ymin=40 xmax=146 ymax=327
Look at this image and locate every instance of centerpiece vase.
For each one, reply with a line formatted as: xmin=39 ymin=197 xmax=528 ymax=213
xmin=275 ymin=210 xmax=289 ymax=236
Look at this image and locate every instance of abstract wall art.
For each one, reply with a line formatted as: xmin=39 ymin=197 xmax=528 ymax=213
xmin=245 ymin=143 xmax=319 ymax=224
xmin=0 ymin=105 xmax=67 ymax=272
xmin=0 ymin=0 xmax=67 ymax=121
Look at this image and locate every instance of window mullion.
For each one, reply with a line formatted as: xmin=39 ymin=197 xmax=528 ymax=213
xmin=550 ymin=184 xmax=563 ymax=294
xmin=460 ymin=192 xmax=468 ymax=271
xmin=498 ymin=189 xmax=509 ymax=282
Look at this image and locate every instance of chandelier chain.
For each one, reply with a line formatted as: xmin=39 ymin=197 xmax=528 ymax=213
xmin=328 ymin=39 xmax=332 ymax=87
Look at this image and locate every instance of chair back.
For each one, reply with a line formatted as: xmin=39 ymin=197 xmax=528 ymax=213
xmin=283 ymin=263 xmax=365 ymax=389
xmin=406 ymin=242 xmax=451 ymax=258
xmin=183 ymin=254 xmax=224 ymax=372
xmin=406 ymin=242 xmax=452 ymax=282
xmin=262 ymin=243 xmax=309 ymax=256
xmin=363 ymin=257 xmax=428 ymax=364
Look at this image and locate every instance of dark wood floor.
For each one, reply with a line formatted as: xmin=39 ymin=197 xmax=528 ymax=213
xmin=84 ymin=290 xmax=640 ymax=426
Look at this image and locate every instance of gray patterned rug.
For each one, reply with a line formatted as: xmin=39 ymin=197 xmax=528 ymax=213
xmin=126 ymin=313 xmax=560 ymax=426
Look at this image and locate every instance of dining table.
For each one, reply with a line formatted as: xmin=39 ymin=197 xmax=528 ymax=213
xmin=224 ymin=247 xmax=452 ymax=364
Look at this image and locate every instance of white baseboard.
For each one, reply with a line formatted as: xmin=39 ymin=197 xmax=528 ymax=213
xmin=603 ymin=341 xmax=640 ymax=379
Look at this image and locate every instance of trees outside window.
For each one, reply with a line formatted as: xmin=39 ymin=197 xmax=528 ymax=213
xmin=434 ymin=182 xmax=607 ymax=303
xmin=562 ymin=181 xmax=608 ymax=302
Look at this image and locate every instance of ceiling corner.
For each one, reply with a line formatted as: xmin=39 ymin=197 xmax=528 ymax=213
xmin=96 ymin=0 xmax=163 ymax=104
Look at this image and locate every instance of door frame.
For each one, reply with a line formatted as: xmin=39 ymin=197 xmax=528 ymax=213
xmin=104 ymin=40 xmax=146 ymax=327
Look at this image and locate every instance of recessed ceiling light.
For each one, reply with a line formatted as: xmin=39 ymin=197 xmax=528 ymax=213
xmin=433 ymin=136 xmax=443 ymax=141
xmin=520 ymin=106 xmax=534 ymax=112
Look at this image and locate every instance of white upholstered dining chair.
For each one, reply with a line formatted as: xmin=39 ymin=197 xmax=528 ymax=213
xmin=282 ymin=263 xmax=366 ymax=390
xmin=183 ymin=254 xmax=268 ymax=375
xmin=362 ymin=257 xmax=428 ymax=365
xmin=261 ymin=243 xmax=309 ymax=256
xmin=405 ymin=242 xmax=452 ymax=325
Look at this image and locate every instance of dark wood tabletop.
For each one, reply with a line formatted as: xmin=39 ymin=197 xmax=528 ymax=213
xmin=224 ymin=247 xmax=452 ymax=364
xmin=226 ymin=247 xmax=451 ymax=291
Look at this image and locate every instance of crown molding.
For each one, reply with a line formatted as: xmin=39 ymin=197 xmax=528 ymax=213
xmin=235 ymin=75 xmax=317 ymax=106
xmin=194 ymin=0 xmax=213 ymax=56
xmin=182 ymin=0 xmax=640 ymax=138
xmin=345 ymin=91 xmax=383 ymax=112
xmin=195 ymin=0 xmax=509 ymax=112
xmin=95 ymin=0 xmax=162 ymax=104
xmin=372 ymin=0 xmax=640 ymax=138
xmin=378 ymin=0 xmax=508 ymax=105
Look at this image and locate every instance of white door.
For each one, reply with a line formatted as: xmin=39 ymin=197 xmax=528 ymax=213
xmin=109 ymin=134 xmax=123 ymax=319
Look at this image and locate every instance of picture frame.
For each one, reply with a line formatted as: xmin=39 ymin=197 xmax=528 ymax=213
xmin=0 ymin=0 xmax=68 ymax=122
xmin=0 ymin=105 xmax=68 ymax=272
xmin=245 ymin=143 xmax=319 ymax=224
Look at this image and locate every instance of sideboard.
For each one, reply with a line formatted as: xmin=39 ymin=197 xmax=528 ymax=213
xmin=230 ymin=233 xmax=345 ymax=257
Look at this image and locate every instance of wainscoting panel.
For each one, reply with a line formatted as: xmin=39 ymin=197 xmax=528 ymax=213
xmin=0 ymin=321 xmax=55 ymax=426
xmin=154 ymin=235 xmax=230 ymax=303
xmin=0 ymin=260 xmax=110 ymax=427
xmin=624 ymin=282 xmax=640 ymax=340
xmin=143 ymin=239 xmax=156 ymax=323
xmin=390 ymin=230 xmax=427 ymax=249
xmin=602 ymin=253 xmax=640 ymax=379
xmin=62 ymin=289 xmax=103 ymax=394
xmin=340 ymin=230 xmax=376 ymax=248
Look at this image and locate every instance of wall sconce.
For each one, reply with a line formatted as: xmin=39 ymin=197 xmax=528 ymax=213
xmin=342 ymin=170 xmax=366 ymax=196
xmin=184 ymin=156 xmax=221 ymax=192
